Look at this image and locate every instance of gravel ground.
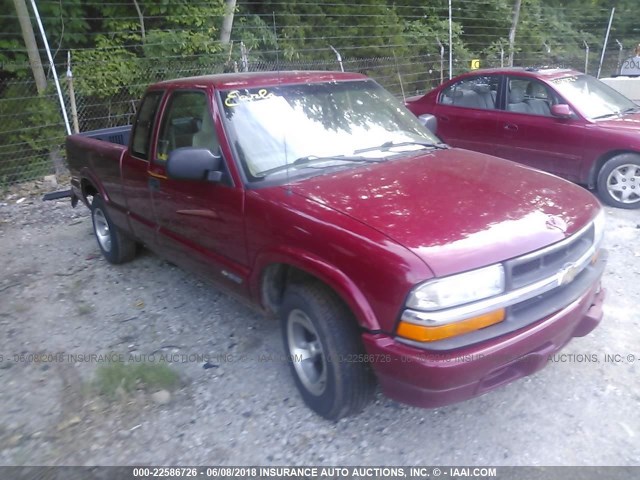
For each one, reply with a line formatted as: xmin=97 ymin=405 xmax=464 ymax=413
xmin=0 ymin=189 xmax=638 ymax=467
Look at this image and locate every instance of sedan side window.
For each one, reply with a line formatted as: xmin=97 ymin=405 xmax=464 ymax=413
xmin=439 ymin=76 xmax=500 ymax=110
xmin=506 ymin=78 xmax=558 ymax=116
xmin=156 ymin=91 xmax=220 ymax=164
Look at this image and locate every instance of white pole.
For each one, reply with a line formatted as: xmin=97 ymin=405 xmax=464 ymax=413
xmin=448 ymin=0 xmax=453 ymax=79
xmin=597 ymin=7 xmax=615 ymax=79
xmin=29 ymin=0 xmax=71 ymax=135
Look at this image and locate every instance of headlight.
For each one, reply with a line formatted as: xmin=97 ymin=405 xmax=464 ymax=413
xmin=406 ymin=264 xmax=505 ymax=311
xmin=593 ymin=208 xmax=605 ymax=247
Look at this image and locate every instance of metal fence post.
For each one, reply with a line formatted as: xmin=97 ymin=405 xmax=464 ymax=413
xmin=66 ymin=52 xmax=80 ymax=134
xmin=330 ymin=45 xmax=344 ymax=72
xmin=240 ymin=41 xmax=249 ymax=72
xmin=436 ymin=38 xmax=444 ymax=85
xmin=583 ymin=40 xmax=589 ymax=74
xmin=615 ymin=39 xmax=624 ymax=72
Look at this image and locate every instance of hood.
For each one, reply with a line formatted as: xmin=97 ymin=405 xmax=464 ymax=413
xmin=592 ymin=112 xmax=640 ymax=133
xmin=289 ymin=149 xmax=600 ymax=277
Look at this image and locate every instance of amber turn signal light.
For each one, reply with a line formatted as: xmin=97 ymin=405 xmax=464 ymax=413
xmin=397 ymin=308 xmax=506 ymax=342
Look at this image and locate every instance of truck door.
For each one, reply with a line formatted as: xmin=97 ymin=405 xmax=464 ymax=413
xmin=148 ymin=88 xmax=249 ymax=295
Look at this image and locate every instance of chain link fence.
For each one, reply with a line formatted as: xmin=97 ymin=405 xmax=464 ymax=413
xmin=0 ymin=36 xmax=636 ymax=188
xmin=0 ymin=75 xmax=66 ymax=186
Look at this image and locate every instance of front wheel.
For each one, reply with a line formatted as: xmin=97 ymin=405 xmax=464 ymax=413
xmin=280 ymin=282 xmax=375 ymax=420
xmin=597 ymin=154 xmax=640 ymax=209
xmin=91 ymin=196 xmax=137 ymax=264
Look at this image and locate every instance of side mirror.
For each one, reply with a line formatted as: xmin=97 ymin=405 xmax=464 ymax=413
xmin=166 ymin=147 xmax=223 ymax=182
xmin=418 ymin=114 xmax=438 ymax=134
xmin=550 ymin=104 xmax=574 ymax=118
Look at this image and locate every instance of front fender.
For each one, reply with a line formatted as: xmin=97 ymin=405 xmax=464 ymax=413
xmin=250 ymin=246 xmax=381 ymax=331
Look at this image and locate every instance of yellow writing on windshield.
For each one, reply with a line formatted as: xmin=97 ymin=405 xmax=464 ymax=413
xmin=225 ymin=89 xmax=275 ymax=107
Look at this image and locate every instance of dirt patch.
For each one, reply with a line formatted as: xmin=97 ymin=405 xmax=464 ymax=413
xmin=0 ymin=193 xmax=638 ymax=466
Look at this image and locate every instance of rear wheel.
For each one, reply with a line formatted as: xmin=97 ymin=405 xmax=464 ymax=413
xmin=280 ymin=282 xmax=375 ymax=420
xmin=91 ymin=196 xmax=137 ymax=264
xmin=597 ymin=154 xmax=640 ymax=209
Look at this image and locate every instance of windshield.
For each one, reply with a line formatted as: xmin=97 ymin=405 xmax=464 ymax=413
xmin=218 ymin=80 xmax=440 ymax=182
xmin=551 ymin=74 xmax=638 ymax=120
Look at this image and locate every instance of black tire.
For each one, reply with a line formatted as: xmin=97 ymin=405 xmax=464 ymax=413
xmin=280 ymin=282 xmax=376 ymax=420
xmin=597 ymin=153 xmax=640 ymax=209
xmin=90 ymin=196 xmax=137 ymax=264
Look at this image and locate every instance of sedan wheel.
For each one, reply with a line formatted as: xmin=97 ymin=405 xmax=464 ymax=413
xmin=606 ymin=163 xmax=640 ymax=205
xmin=597 ymin=154 xmax=640 ymax=209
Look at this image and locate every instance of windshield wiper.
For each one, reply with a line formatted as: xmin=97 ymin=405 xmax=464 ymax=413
xmin=621 ymin=106 xmax=640 ymax=115
xmin=592 ymin=112 xmax=620 ymax=120
xmin=354 ymin=140 xmax=448 ymax=154
xmin=256 ymin=155 xmax=384 ymax=178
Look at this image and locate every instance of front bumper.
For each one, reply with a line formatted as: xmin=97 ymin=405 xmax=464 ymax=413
xmin=362 ymin=279 xmax=605 ymax=409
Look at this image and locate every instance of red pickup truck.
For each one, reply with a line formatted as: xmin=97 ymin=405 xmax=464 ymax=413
xmin=66 ymin=71 xmax=607 ymax=420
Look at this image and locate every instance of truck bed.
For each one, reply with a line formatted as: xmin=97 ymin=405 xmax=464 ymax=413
xmin=66 ymin=128 xmax=130 ymax=209
xmin=80 ymin=125 xmax=131 ymax=146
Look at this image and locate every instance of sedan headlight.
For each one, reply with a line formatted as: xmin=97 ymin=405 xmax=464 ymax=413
xmin=406 ymin=264 xmax=505 ymax=311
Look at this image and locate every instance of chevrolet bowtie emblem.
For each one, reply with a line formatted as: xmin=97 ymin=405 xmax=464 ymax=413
xmin=559 ymin=262 xmax=580 ymax=286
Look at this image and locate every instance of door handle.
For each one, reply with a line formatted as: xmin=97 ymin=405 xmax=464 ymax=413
xmin=439 ymin=115 xmax=451 ymax=122
xmin=148 ymin=177 xmax=160 ymax=191
xmin=504 ymin=123 xmax=518 ymax=132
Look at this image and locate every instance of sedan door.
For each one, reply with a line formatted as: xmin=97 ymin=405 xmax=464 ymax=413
xmin=494 ymin=76 xmax=586 ymax=181
xmin=432 ymin=74 xmax=502 ymax=156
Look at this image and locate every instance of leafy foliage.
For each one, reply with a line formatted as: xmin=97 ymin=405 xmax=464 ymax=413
xmin=1 ymin=0 xmax=640 ymax=185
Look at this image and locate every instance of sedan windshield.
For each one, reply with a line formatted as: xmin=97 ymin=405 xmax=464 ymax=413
xmin=218 ymin=80 xmax=440 ymax=182
xmin=551 ymin=74 xmax=638 ymax=120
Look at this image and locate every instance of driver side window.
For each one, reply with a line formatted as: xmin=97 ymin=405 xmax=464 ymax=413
xmin=156 ymin=91 xmax=220 ymax=164
xmin=506 ymin=77 xmax=559 ymax=116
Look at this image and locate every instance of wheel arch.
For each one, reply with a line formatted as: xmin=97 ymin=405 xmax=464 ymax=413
xmin=79 ymin=168 xmax=108 ymax=208
xmin=588 ymin=149 xmax=640 ymax=188
xmin=252 ymin=250 xmax=381 ymax=332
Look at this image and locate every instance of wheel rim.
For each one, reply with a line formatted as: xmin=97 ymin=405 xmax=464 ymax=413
xmin=287 ymin=309 xmax=327 ymax=396
xmin=606 ymin=164 xmax=640 ymax=204
xmin=93 ymin=208 xmax=112 ymax=252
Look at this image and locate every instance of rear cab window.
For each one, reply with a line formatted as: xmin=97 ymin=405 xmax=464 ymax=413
xmin=130 ymin=91 xmax=164 ymax=159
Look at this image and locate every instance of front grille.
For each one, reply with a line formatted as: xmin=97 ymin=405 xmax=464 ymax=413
xmin=506 ymin=225 xmax=594 ymax=290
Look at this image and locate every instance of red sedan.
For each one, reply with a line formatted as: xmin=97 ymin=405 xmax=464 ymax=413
xmin=406 ymin=67 xmax=640 ymax=209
